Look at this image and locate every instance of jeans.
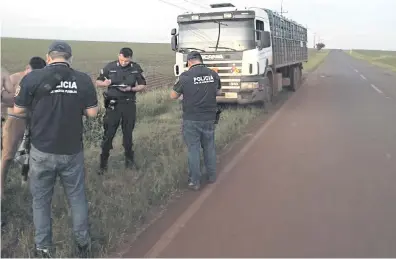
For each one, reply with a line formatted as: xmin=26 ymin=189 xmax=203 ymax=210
xmin=29 ymin=145 xmax=90 ymax=250
xmin=182 ymin=120 xmax=216 ymax=184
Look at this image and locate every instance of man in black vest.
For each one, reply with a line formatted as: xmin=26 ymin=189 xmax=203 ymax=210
xmin=96 ymin=47 xmax=147 ymax=173
xmin=13 ymin=40 xmax=98 ymax=257
xmin=170 ymin=51 xmax=221 ymax=191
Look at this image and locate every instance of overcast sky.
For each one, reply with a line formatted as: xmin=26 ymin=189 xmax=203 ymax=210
xmin=1 ymin=0 xmax=395 ymax=50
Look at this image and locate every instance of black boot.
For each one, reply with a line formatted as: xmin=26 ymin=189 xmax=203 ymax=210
xmin=99 ymin=153 xmax=109 ymax=174
xmin=125 ymin=150 xmax=136 ymax=169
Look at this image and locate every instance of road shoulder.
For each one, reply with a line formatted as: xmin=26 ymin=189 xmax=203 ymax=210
xmin=114 ymin=64 xmax=323 ymax=258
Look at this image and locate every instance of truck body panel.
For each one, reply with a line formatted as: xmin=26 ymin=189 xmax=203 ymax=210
xmin=263 ymin=8 xmax=308 ymax=68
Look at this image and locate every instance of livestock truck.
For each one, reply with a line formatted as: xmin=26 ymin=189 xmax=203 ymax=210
xmin=170 ymin=3 xmax=308 ymax=105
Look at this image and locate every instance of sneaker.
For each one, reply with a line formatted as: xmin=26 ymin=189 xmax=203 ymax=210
xmin=188 ymin=182 xmax=200 ymax=191
xmin=204 ymin=174 xmax=216 ymax=184
xmin=34 ymin=247 xmax=53 ymax=258
xmin=207 ymin=178 xmax=216 ymax=184
xmin=76 ymin=243 xmax=92 ymax=258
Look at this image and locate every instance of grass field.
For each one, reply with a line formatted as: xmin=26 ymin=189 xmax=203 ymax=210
xmin=347 ymin=49 xmax=396 ymax=72
xmin=1 ymin=37 xmax=328 ymax=257
xmin=1 ymin=38 xmax=176 ymax=88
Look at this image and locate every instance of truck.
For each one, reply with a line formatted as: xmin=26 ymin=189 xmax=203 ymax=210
xmin=170 ymin=3 xmax=308 ymax=106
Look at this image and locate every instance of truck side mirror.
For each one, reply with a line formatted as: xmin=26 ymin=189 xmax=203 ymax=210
xmin=171 ymin=28 xmax=177 ymax=35
xmin=261 ymin=31 xmax=271 ymax=48
xmin=171 ymin=35 xmax=178 ymax=51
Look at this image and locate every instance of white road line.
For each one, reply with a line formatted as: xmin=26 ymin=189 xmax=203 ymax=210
xmin=370 ymin=84 xmax=383 ymax=94
xmin=354 ymin=69 xmax=359 ymax=73
xmin=360 ymin=74 xmax=367 ymax=80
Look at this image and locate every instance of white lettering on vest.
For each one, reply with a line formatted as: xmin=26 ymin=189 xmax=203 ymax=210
xmin=50 ymin=81 xmax=78 ymax=94
xmin=193 ymin=75 xmax=214 ymax=84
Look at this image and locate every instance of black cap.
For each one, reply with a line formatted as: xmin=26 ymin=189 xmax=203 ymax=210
xmin=187 ymin=51 xmax=202 ymax=61
xmin=186 ymin=51 xmax=203 ymax=66
xmin=48 ymin=40 xmax=72 ymax=55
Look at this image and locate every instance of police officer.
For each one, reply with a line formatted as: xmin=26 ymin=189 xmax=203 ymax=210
xmin=96 ymin=47 xmax=147 ymax=172
xmin=170 ymin=51 xmax=221 ymax=191
xmin=13 ymin=41 xmax=98 ymax=257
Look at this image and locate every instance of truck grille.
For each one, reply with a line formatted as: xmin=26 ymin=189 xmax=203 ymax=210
xmin=204 ymin=60 xmax=242 ymax=89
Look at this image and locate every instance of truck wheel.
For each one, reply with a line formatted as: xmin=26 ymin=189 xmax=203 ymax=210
xmin=298 ymin=66 xmax=303 ymax=85
xmin=260 ymin=84 xmax=272 ymax=110
xmin=260 ymin=73 xmax=273 ymax=109
xmin=290 ymin=66 xmax=300 ymax=91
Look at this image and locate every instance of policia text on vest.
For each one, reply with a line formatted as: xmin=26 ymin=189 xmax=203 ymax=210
xmin=96 ymin=47 xmax=147 ymax=173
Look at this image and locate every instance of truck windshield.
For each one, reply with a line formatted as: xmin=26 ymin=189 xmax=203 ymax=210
xmin=178 ymin=19 xmax=255 ymax=52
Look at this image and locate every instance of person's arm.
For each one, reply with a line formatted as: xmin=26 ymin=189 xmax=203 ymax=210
xmin=1 ymin=89 xmax=15 ymax=107
xmin=9 ymin=73 xmax=22 ymax=96
xmin=13 ymin=75 xmax=33 ymax=116
xmin=215 ymin=72 xmax=222 ymax=95
xmin=82 ymin=75 xmax=99 ymax=117
xmin=131 ymin=64 xmax=147 ymax=92
xmin=95 ymin=65 xmax=111 ymax=88
xmin=1 ymin=67 xmax=13 ymax=93
xmin=170 ymin=76 xmax=184 ymax=100
xmin=1 ymin=67 xmax=15 ymax=106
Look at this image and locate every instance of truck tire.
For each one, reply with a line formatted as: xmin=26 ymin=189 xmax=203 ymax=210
xmin=296 ymin=65 xmax=302 ymax=86
xmin=298 ymin=66 xmax=303 ymax=85
xmin=290 ymin=66 xmax=300 ymax=91
xmin=256 ymin=76 xmax=272 ymax=109
xmin=262 ymin=72 xmax=274 ymax=109
xmin=266 ymin=72 xmax=274 ymax=104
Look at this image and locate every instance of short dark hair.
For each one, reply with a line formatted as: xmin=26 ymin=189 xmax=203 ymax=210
xmin=47 ymin=41 xmax=72 ymax=61
xmin=29 ymin=56 xmax=46 ymax=69
xmin=48 ymin=51 xmax=72 ymax=61
xmin=186 ymin=51 xmax=203 ymax=66
xmin=120 ymin=47 xmax=133 ymax=58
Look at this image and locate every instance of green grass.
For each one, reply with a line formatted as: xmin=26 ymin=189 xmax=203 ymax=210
xmin=304 ymin=49 xmax=330 ymax=71
xmin=347 ymin=49 xmax=396 ymax=72
xmin=1 ymin=38 xmax=327 ymax=257
xmin=1 ymin=37 xmax=176 ymax=87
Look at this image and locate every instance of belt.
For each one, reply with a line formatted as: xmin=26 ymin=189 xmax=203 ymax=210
xmin=7 ymin=114 xmax=27 ymax=120
xmin=108 ymin=96 xmax=135 ymax=102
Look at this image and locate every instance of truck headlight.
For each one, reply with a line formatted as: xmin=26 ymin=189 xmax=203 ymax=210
xmin=241 ymin=82 xmax=259 ymax=89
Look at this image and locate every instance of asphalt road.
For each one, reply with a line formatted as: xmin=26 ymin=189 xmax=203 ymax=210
xmin=126 ymin=51 xmax=396 ymax=258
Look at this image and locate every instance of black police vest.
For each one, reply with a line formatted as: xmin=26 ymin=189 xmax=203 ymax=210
xmin=28 ymin=63 xmax=87 ymax=155
xmin=181 ymin=64 xmax=218 ymax=121
xmin=32 ymin=64 xmax=75 ymax=107
xmin=106 ymin=64 xmax=139 ymax=99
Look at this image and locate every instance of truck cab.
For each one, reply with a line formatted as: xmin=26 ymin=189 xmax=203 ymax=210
xmin=170 ymin=3 xmax=308 ymax=105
